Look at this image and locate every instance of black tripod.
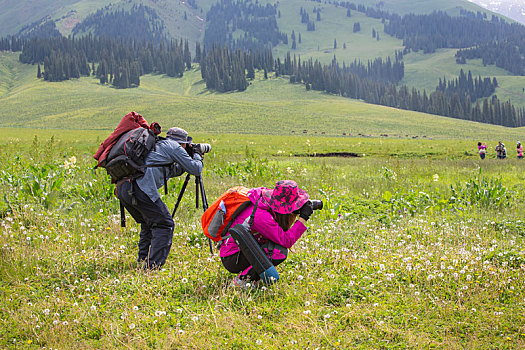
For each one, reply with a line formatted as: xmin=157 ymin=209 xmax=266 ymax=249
xmin=171 ymin=173 xmax=213 ymax=254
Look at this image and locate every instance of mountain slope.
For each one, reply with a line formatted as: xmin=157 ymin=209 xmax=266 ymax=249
xmin=0 ymin=51 xmax=523 ymax=140
xmin=468 ymin=0 xmax=525 ymax=25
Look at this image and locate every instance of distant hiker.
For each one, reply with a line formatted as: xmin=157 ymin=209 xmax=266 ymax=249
xmin=218 ymin=181 xmax=314 ymax=289
xmin=117 ymin=127 xmax=203 ymax=269
xmin=477 ymin=142 xmax=487 ymax=159
xmin=495 ymin=141 xmax=507 ymax=160
xmin=517 ymin=141 xmax=523 ymax=159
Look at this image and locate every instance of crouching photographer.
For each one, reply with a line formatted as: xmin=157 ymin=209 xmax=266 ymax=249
xmin=117 ymin=127 xmax=204 ymax=269
xmin=219 ymin=180 xmax=322 ymax=289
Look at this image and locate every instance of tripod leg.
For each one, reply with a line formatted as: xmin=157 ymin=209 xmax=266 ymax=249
xmin=199 ymin=176 xmax=209 ymax=210
xmin=197 ymin=176 xmax=213 ymax=255
xmin=195 ymin=176 xmax=199 ymax=209
xmin=120 ymin=200 xmax=126 ymax=228
xmin=171 ymin=174 xmax=191 ymax=218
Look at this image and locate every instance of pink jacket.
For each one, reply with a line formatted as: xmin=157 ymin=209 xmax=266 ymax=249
xmin=219 ymin=187 xmax=307 ymax=258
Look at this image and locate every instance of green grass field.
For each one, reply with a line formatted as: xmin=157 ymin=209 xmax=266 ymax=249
xmin=1 ymin=127 xmax=525 ymax=348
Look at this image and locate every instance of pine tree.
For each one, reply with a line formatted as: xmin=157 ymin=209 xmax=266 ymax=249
xmin=37 ymin=64 xmax=41 ymax=79
xmin=184 ymin=40 xmax=192 ymax=70
xmin=334 ymin=39 xmax=337 ymax=49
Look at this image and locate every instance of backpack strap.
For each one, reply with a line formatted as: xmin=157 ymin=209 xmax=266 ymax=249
xmin=145 ymin=163 xmax=174 ymax=195
xmin=241 ymin=198 xmax=260 ymax=230
xmin=217 ymin=199 xmax=259 ymax=250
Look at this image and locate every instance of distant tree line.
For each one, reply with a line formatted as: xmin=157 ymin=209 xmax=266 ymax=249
xmin=436 ymin=70 xmax=497 ymax=102
xmin=316 ymin=1 xmax=525 ymax=75
xmin=17 ymin=20 xmax=62 ymax=39
xmin=455 ymin=36 xmax=525 ymax=75
xmin=204 ymin=0 xmax=287 ymax=51
xmin=200 ymin=45 xmax=274 ymax=92
xmin=17 ymin=36 xmax=192 ymax=88
xmin=384 ymin=12 xmax=519 ymax=54
xmin=283 ymin=54 xmax=524 ymax=127
xmin=72 ymin=5 xmax=167 ymax=45
xmin=0 ymin=37 xmax=24 ymax=51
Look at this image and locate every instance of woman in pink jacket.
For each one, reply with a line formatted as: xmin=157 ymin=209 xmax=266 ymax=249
xmin=220 ymin=180 xmax=313 ymax=288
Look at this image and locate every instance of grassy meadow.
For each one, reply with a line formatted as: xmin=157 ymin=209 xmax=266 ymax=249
xmin=1 ymin=127 xmax=525 ymax=348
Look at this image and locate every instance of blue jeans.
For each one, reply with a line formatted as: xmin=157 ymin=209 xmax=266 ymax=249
xmin=117 ymin=180 xmax=174 ymax=269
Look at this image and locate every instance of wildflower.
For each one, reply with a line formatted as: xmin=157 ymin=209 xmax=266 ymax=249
xmin=257 ymin=315 xmax=262 ymax=319
xmin=129 ymin=323 xmax=136 ymax=329
xmin=256 ymin=339 xmax=262 ymax=345
xmin=181 ymin=278 xmax=188 ymax=283
xmin=192 ymin=316 xmax=199 ymax=322
xmin=90 ymin=305 xmax=96 ymax=311
xmin=297 ymin=275 xmax=304 ymax=281
xmin=53 ymin=320 xmax=59 ymax=325
xmin=303 ymin=310 xmax=311 ymax=315
xmin=62 ymin=321 xmax=68 ymax=326
xmin=305 ymin=301 xmax=310 ymax=307
xmin=324 ymin=314 xmax=331 ymax=319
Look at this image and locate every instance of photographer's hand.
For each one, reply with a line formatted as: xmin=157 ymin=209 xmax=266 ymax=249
xmin=299 ymin=201 xmax=313 ymax=221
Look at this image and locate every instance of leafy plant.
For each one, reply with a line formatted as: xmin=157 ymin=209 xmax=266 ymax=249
xmin=451 ymin=169 xmax=513 ymax=208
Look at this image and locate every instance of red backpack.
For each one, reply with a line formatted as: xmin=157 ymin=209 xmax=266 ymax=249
xmin=202 ymin=186 xmax=252 ymax=242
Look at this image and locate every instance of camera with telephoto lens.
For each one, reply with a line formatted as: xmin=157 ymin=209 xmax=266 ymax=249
xmin=310 ymin=200 xmax=323 ymax=210
xmin=187 ymin=143 xmax=212 ymax=157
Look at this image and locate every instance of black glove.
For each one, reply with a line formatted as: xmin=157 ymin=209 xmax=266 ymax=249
xmin=299 ymin=201 xmax=313 ymax=221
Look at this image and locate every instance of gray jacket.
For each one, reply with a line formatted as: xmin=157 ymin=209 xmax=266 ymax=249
xmin=136 ymin=138 xmax=203 ymax=202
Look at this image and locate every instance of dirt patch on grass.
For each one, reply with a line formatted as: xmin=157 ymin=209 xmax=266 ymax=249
xmin=295 ymin=152 xmax=361 ymax=158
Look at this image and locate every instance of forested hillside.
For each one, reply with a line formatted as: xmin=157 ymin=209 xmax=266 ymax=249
xmin=1 ymin=0 xmax=525 ymax=127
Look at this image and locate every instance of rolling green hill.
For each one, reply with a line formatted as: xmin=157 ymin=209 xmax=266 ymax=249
xmin=1 ymin=52 xmax=524 ymax=141
xmin=1 ymin=0 xmax=524 ymax=116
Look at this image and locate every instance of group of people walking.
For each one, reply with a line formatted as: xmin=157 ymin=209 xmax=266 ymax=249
xmin=477 ymin=141 xmax=523 ymax=159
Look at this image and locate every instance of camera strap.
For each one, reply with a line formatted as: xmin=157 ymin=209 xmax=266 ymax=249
xmin=243 ymin=198 xmax=260 ymax=230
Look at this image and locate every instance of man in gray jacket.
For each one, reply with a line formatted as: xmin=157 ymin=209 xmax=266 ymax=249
xmin=117 ymin=127 xmax=203 ymax=269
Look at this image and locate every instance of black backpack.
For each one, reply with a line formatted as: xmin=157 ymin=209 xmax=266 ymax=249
xmin=103 ymin=127 xmax=158 ymax=182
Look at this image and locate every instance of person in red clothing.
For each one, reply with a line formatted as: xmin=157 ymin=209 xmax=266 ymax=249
xmin=219 ymin=180 xmax=314 ymax=287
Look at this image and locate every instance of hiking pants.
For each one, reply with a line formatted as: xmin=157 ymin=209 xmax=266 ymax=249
xmin=117 ymin=180 xmax=174 ymax=269
xmin=221 ymin=251 xmax=286 ymax=282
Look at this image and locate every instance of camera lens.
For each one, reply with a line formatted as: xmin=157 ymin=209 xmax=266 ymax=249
xmin=310 ymin=200 xmax=323 ymax=210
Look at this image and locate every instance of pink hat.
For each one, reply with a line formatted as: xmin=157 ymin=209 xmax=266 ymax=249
xmin=262 ymin=180 xmax=309 ymax=214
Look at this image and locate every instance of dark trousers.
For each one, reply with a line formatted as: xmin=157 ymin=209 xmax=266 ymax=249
xmin=221 ymin=251 xmax=286 ymax=282
xmin=117 ymin=180 xmax=174 ymax=269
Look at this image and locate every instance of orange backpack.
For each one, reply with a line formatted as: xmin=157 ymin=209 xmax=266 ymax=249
xmin=202 ymin=186 xmax=252 ymax=242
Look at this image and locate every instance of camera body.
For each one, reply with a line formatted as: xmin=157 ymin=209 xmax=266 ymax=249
xmin=187 ymin=143 xmax=212 ymax=157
